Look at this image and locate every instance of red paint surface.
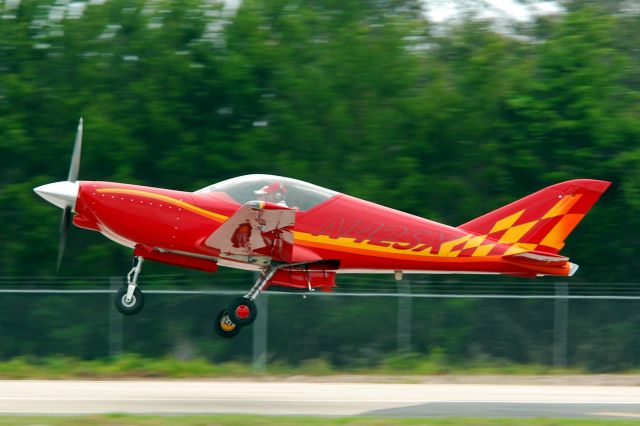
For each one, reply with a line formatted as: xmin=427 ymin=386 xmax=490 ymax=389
xmin=71 ymin=179 xmax=610 ymax=285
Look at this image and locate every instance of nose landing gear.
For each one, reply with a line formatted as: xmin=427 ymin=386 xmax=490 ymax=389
xmin=114 ymin=256 xmax=145 ymax=315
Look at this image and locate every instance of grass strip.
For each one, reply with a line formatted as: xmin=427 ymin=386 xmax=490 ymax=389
xmin=0 ymin=416 xmax=639 ymax=426
xmin=0 ymin=354 xmax=592 ymax=379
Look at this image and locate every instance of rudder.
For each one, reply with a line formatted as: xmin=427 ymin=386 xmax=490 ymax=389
xmin=457 ymin=179 xmax=610 ymax=255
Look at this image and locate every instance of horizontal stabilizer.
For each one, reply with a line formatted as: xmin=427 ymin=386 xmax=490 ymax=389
xmin=503 ymin=250 xmax=577 ymax=277
xmin=504 ymin=250 xmax=569 ymax=264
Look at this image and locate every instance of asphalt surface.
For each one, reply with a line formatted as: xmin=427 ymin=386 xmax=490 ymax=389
xmin=1 ymin=380 xmax=640 ymax=418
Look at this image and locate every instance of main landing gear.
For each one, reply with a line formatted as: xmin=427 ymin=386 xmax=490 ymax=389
xmin=112 ymin=257 xmax=276 ymax=339
xmin=214 ymin=266 xmax=277 ymax=338
xmin=114 ymin=256 xmax=145 ymax=315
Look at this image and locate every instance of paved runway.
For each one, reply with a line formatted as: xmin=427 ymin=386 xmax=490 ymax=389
xmin=1 ymin=380 xmax=640 ymax=418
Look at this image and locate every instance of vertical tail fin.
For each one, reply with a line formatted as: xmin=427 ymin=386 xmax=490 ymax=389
xmin=458 ymin=179 xmax=610 ymax=255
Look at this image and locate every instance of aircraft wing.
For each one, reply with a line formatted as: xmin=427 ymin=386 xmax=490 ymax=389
xmin=204 ymin=201 xmax=296 ymax=263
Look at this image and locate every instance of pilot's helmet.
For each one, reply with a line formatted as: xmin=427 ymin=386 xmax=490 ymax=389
xmin=254 ymin=182 xmax=286 ymax=200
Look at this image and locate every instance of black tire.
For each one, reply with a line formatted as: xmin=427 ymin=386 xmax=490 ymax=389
xmin=114 ymin=286 xmax=145 ymax=316
xmin=228 ymin=297 xmax=257 ymax=326
xmin=214 ymin=310 xmax=242 ymax=338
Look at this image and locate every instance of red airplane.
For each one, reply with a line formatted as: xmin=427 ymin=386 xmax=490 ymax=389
xmin=34 ymin=120 xmax=610 ymax=337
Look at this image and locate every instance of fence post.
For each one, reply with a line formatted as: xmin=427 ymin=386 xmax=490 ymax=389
xmin=553 ymin=281 xmax=568 ymax=368
xmin=397 ymin=272 xmax=411 ymax=353
xmin=252 ymin=293 xmax=268 ymax=373
xmin=109 ymin=277 xmax=123 ymax=357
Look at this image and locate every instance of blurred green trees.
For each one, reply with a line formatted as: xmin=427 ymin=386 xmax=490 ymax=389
xmin=0 ymin=0 xmax=640 ymax=371
xmin=1 ymin=0 xmax=635 ymax=280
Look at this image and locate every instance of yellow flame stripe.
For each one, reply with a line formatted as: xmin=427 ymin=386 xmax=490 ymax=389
xmin=543 ymin=194 xmax=583 ymax=219
xmin=97 ymin=188 xmax=512 ymax=259
xmin=490 ymin=209 xmax=525 ymax=233
xmin=472 ymin=243 xmax=496 ymax=257
xmin=294 ymin=232 xmax=425 ymax=257
xmin=438 ymin=234 xmax=472 ymax=256
xmin=540 ymin=213 xmax=583 ymax=250
xmin=292 ymin=231 xmax=502 ymax=259
xmin=96 ymin=188 xmax=228 ymax=223
xmin=462 ymin=235 xmax=487 ymax=250
xmin=499 ymin=220 xmax=538 ymax=244
xmin=294 ymin=232 xmax=445 ymax=260
xmin=503 ymin=244 xmax=528 ymax=256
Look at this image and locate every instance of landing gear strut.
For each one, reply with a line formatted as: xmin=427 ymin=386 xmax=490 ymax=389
xmin=214 ymin=266 xmax=277 ymax=338
xmin=114 ymin=256 xmax=145 ymax=315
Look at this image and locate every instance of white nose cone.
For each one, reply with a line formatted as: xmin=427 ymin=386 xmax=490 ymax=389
xmin=34 ymin=181 xmax=79 ymax=210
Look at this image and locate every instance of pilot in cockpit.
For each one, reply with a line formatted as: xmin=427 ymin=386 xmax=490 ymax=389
xmin=254 ymin=182 xmax=288 ymax=207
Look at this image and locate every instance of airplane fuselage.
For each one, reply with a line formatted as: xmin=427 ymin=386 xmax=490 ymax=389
xmin=72 ymin=181 xmax=574 ymax=278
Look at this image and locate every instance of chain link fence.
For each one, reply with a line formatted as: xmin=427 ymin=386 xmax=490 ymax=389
xmin=1 ymin=275 xmax=639 ymax=372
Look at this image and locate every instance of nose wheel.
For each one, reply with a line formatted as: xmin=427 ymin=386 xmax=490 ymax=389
xmin=114 ymin=256 xmax=145 ymax=316
xmin=115 ymin=285 xmax=145 ymax=315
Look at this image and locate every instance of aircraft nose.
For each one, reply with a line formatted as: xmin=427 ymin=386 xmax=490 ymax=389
xmin=34 ymin=181 xmax=79 ymax=210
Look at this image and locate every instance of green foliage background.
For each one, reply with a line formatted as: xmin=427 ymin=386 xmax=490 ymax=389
xmin=2 ymin=0 xmax=637 ymax=280
xmin=0 ymin=0 xmax=639 ymax=369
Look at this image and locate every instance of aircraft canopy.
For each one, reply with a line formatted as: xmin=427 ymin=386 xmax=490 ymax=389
xmin=196 ymin=174 xmax=338 ymax=211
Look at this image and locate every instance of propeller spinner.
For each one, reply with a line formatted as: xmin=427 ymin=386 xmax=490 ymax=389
xmin=33 ymin=118 xmax=83 ymax=271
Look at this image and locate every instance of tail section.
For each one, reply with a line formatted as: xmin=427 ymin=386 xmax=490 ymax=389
xmin=458 ymin=179 xmax=610 ymax=255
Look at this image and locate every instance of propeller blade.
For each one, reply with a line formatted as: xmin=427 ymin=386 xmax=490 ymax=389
xmin=56 ymin=206 xmax=72 ymax=272
xmin=51 ymin=118 xmax=83 ymax=271
xmin=67 ymin=118 xmax=83 ymax=183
